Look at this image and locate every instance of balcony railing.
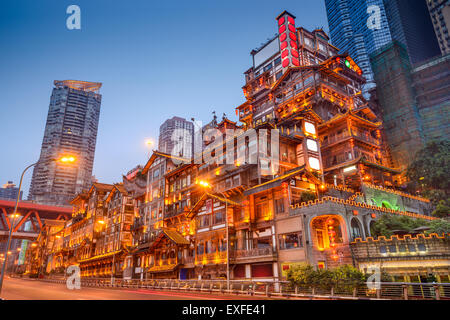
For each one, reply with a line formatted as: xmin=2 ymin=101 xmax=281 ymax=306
xmin=322 ymin=132 xmax=380 ymax=148
xmin=231 ymin=247 xmax=275 ymax=259
xmin=35 ymin=276 xmax=450 ymax=300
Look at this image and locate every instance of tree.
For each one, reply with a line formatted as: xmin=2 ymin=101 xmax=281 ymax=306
xmin=370 ymin=214 xmax=424 ymax=238
xmin=370 ymin=213 xmax=450 ymax=237
xmin=406 ymin=140 xmax=450 ymax=217
xmin=432 ymin=201 xmax=450 ymax=218
xmin=427 ymin=219 xmax=450 ymax=235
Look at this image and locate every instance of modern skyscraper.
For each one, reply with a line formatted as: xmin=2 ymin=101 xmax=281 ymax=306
xmin=384 ymin=0 xmax=441 ymax=65
xmin=0 ymin=181 xmax=23 ymax=201
xmin=158 ymin=116 xmax=194 ymax=159
xmin=324 ymin=0 xmax=392 ymax=96
xmin=370 ymin=42 xmax=425 ymax=170
xmin=411 ymin=54 xmax=450 ymax=142
xmin=426 ymin=0 xmax=450 ymax=55
xmin=29 ymin=80 xmax=102 ymax=206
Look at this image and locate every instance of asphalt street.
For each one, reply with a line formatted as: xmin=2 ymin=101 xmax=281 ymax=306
xmin=1 ymin=276 xmax=268 ymax=300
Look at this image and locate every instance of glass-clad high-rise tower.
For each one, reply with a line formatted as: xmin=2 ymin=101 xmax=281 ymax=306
xmin=324 ymin=0 xmax=392 ymax=96
xmin=29 ymin=80 xmax=102 ymax=206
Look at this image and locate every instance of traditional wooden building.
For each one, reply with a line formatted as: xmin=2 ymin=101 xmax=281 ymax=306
xmin=24 ymin=10 xmax=440 ymax=285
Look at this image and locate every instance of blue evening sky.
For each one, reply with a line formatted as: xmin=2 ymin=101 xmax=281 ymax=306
xmin=0 ymin=0 xmax=328 ymax=196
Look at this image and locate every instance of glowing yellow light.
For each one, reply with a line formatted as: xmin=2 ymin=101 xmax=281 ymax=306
xmin=198 ymin=180 xmax=211 ymax=188
xmin=145 ymin=139 xmax=154 ymax=147
xmin=59 ymin=156 xmax=76 ymax=163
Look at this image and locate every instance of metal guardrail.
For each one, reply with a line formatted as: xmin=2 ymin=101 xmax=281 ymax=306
xmin=33 ymin=277 xmax=450 ymax=300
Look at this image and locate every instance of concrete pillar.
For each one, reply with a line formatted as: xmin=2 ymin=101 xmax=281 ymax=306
xmin=273 ymin=262 xmax=280 ymax=292
xmin=245 ymin=264 xmax=251 ymax=279
xmin=272 ymin=226 xmax=277 ymax=252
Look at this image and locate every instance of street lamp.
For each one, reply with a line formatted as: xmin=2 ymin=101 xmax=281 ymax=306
xmin=145 ymin=139 xmax=154 ymax=159
xmin=0 ymin=156 xmax=76 ymax=296
xmin=197 ymin=180 xmax=230 ymax=292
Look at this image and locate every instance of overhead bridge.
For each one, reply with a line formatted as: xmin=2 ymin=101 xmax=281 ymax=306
xmin=0 ymin=199 xmax=71 ymax=241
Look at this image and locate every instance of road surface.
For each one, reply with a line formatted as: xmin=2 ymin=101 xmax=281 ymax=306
xmin=1 ymin=276 xmax=269 ymax=300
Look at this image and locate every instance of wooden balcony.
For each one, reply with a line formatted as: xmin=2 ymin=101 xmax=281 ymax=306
xmin=195 ymin=251 xmax=227 ymax=265
xmin=230 ymin=247 xmax=277 ymax=263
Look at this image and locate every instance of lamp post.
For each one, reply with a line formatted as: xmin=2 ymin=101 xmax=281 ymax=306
xmin=0 ymin=156 xmax=76 ymax=296
xmin=198 ymin=180 xmax=230 ymax=292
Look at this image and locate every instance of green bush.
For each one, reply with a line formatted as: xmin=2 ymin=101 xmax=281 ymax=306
xmin=370 ymin=213 xmax=450 ymax=237
xmin=286 ymin=264 xmax=365 ymax=291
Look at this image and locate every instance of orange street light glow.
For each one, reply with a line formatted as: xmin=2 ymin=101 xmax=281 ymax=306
xmin=198 ymin=180 xmax=211 ymax=188
xmin=59 ymin=156 xmax=76 ymax=163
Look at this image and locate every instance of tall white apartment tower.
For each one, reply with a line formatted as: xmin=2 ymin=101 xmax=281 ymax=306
xmin=158 ymin=116 xmax=194 ymax=159
xmin=29 ymin=80 xmax=102 ymax=206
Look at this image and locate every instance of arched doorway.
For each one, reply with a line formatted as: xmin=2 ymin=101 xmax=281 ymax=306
xmin=350 ymin=218 xmax=363 ymax=240
xmin=311 ymin=215 xmax=345 ymax=250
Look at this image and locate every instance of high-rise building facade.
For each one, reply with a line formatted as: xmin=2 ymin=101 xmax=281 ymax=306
xmin=426 ymin=0 xmax=450 ymax=55
xmin=411 ymin=53 xmax=450 ymax=142
xmin=29 ymin=80 xmax=102 ymax=206
xmin=384 ymin=0 xmax=441 ymax=65
xmin=158 ymin=116 xmax=194 ymax=159
xmin=325 ymin=0 xmax=392 ymax=96
xmin=0 ymin=181 xmax=23 ymax=200
xmin=370 ymin=42 xmax=425 ymax=170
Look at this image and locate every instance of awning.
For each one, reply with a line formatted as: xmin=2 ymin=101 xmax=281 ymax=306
xmin=78 ymin=250 xmax=122 ymax=263
xmin=148 ymin=228 xmax=190 ymax=252
xmin=244 ymin=165 xmax=320 ymax=196
xmin=148 ymin=264 xmax=179 ymax=273
xmin=361 ymin=158 xmax=401 ymax=174
xmin=163 ymin=229 xmax=190 ymax=245
xmin=187 ymin=192 xmax=241 ymax=218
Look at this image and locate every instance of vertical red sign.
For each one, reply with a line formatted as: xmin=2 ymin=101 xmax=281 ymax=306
xmin=276 ymin=11 xmax=299 ymax=70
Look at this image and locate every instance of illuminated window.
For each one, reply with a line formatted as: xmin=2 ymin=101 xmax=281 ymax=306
xmin=343 ymin=165 xmax=356 ymax=173
xmin=279 ymin=232 xmax=302 ymax=249
xmin=389 ymin=245 xmax=397 ymax=253
xmin=306 ymin=139 xmax=318 ymax=152
xmin=308 ymin=157 xmax=320 ymax=170
xmin=304 ymin=121 xmax=316 ymax=135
